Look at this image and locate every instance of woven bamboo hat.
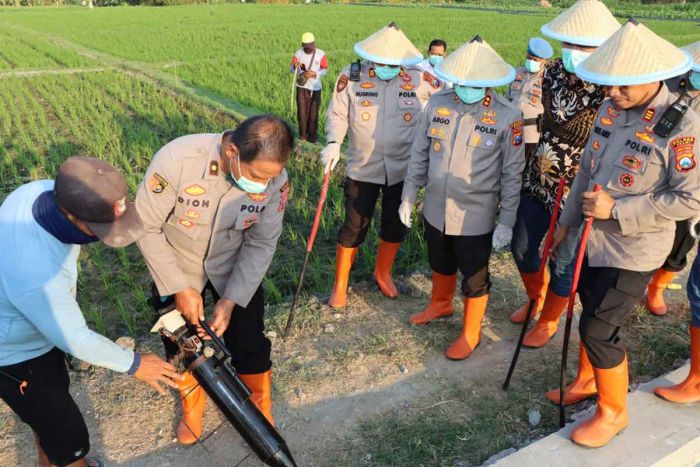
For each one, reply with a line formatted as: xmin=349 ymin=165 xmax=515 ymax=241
xmin=435 ymin=35 xmax=515 ymax=87
xmin=683 ymin=41 xmax=700 ymax=72
xmin=541 ymin=0 xmax=620 ymax=47
xmin=575 ymin=18 xmax=692 ymax=86
xmin=354 ymin=22 xmax=423 ymax=66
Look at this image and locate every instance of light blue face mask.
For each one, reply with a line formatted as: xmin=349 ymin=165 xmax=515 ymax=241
xmin=525 ymin=59 xmax=541 ymax=73
xmin=454 ymin=85 xmax=486 ymax=104
xmin=428 ymin=55 xmax=443 ymax=67
xmin=690 ymin=71 xmax=700 ymax=91
xmin=374 ymin=64 xmax=401 ymax=81
xmin=562 ymin=48 xmax=591 ymax=74
xmin=232 ymin=156 xmax=269 ymax=194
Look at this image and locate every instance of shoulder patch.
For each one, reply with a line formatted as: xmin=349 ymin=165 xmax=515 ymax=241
xmin=148 ymin=173 xmax=169 ymax=194
xmin=511 ymin=120 xmax=524 ymax=146
xmin=279 ymin=180 xmax=290 ymax=212
xmin=337 ymin=75 xmax=349 ymax=93
xmin=671 ymin=136 xmax=696 ymax=172
xmin=482 ymin=95 xmax=491 ymax=107
xmin=423 ymin=71 xmax=440 ymax=89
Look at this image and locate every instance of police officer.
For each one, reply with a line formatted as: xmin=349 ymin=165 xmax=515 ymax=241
xmin=136 ymin=115 xmax=294 ymax=444
xmin=321 ymin=22 xmax=442 ymax=308
xmin=505 ymin=37 xmax=553 ymax=161
xmin=645 ymin=40 xmax=700 ymax=316
xmin=654 ymin=41 xmax=700 ymax=404
xmin=510 ymin=0 xmax=619 ymax=349
xmin=548 ymin=19 xmax=700 ymax=448
xmin=400 ymin=36 xmax=524 ymax=360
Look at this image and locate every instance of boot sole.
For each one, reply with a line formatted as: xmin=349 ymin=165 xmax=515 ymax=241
xmin=571 ymin=426 xmax=628 ymax=449
xmin=445 ymin=342 xmax=481 ymax=361
xmin=653 ymin=391 xmax=700 ymax=404
xmin=375 ymin=280 xmax=398 ymax=299
xmin=545 ymin=392 xmax=597 ymax=406
xmin=410 ymin=312 xmax=454 ymax=326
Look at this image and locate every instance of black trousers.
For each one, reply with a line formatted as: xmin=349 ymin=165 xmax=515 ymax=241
xmin=424 ymin=221 xmax=493 ymax=298
xmin=296 ymin=88 xmax=321 ymax=143
xmin=337 ymin=177 xmax=407 ymax=248
xmin=661 ymin=220 xmax=696 ymax=272
xmin=0 ymin=348 xmax=89 ymax=466
xmin=578 ymin=257 xmax=654 ymax=369
xmin=151 ymin=282 xmax=271 ymax=375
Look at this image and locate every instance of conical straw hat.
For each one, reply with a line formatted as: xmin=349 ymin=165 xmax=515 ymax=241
xmin=575 ymin=18 xmax=692 ymax=86
xmin=541 ymin=0 xmax=620 ymax=47
xmin=434 ymin=35 xmax=515 ymax=87
xmin=354 ymin=22 xmax=422 ymax=66
xmin=683 ymin=41 xmax=700 ymax=72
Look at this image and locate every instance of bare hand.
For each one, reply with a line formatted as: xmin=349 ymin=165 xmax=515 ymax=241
xmin=582 ymin=190 xmax=614 ymax=220
xmin=549 ymin=225 xmax=570 ymax=260
xmin=175 ymin=287 xmax=204 ymax=325
xmin=207 ymin=298 xmax=235 ymax=337
xmin=133 ymin=353 xmax=184 ymax=395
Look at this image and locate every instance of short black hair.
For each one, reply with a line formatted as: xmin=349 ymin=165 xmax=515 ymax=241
xmin=224 ymin=115 xmax=295 ymax=164
xmin=429 ymin=39 xmax=447 ymax=51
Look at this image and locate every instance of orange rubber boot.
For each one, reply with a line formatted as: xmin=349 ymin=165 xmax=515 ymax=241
xmin=655 ymin=326 xmax=700 ymax=403
xmin=409 ymin=272 xmax=458 ymax=325
xmin=329 ymin=245 xmax=358 ymax=308
xmin=445 ymin=295 xmax=489 ymax=360
xmin=571 ymin=357 xmax=629 ymax=448
xmin=510 ymin=269 xmax=550 ymax=323
xmin=646 ymin=269 xmax=676 ymax=316
xmin=240 ymin=370 xmax=274 ymax=425
xmin=176 ymin=371 xmax=207 ymax=446
xmin=522 ymin=290 xmax=569 ymax=348
xmin=545 ymin=345 xmax=597 ymax=405
xmin=374 ymin=240 xmax=401 ymax=298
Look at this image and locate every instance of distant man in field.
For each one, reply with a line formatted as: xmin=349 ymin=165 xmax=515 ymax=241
xmin=509 ymin=0 xmax=619 ymax=349
xmin=136 ymin=115 xmax=293 ymax=444
xmin=0 ymin=157 xmax=180 ymax=467
xmin=417 ymin=39 xmax=452 ymax=88
xmin=400 ymin=36 xmax=524 ymax=361
xmin=321 ymin=22 xmax=442 ymax=309
xmin=290 ymin=32 xmax=328 ymax=143
xmin=505 ymin=37 xmax=553 ymax=161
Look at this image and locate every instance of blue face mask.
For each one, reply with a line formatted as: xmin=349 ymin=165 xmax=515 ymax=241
xmin=525 ymin=59 xmax=541 ymax=73
xmin=374 ymin=64 xmax=401 ymax=81
xmin=454 ymin=86 xmax=486 ymax=104
xmin=232 ymin=156 xmax=269 ymax=194
xmin=428 ymin=55 xmax=443 ymax=67
xmin=562 ymin=48 xmax=591 ymax=74
xmin=690 ymin=71 xmax=700 ymax=91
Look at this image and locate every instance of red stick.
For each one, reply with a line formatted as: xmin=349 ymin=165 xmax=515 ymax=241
xmin=306 ymin=170 xmax=331 ymax=253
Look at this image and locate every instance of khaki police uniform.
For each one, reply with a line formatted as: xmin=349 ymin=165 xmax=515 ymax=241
xmin=136 ymin=133 xmax=289 ymax=374
xmin=326 ymin=61 xmax=441 ymax=246
xmin=506 ymin=66 xmax=545 ymax=156
xmin=402 ymin=89 xmax=525 ymax=296
xmin=560 ymin=86 xmax=700 ymax=368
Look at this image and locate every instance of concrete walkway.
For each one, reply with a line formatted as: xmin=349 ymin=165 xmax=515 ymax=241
xmin=492 ymin=363 xmax=700 ymax=467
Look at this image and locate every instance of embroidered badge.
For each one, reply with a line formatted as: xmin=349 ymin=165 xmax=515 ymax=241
xmin=278 ymin=182 xmax=290 ymax=212
xmin=511 ymin=83 xmax=521 ymax=91
xmin=403 ymin=112 xmax=413 ymax=122
xmin=511 ymin=128 xmax=523 ymax=146
xmin=179 ymin=219 xmax=194 ymax=228
xmin=184 ymin=184 xmax=206 ymax=196
xmin=433 ymin=141 xmax=442 ymax=152
xmin=209 ymin=160 xmax=219 ymax=176
xmin=481 ymin=110 xmax=497 ymax=125
xmin=361 ymin=112 xmax=371 ymax=121
xmin=184 ymin=210 xmax=199 ymax=219
xmin=423 ymin=71 xmax=440 ymax=89
xmin=243 ymin=215 xmax=258 ymax=228
xmin=516 ymin=74 xmax=523 ymax=81
xmin=148 ymin=173 xmax=169 ymax=194
xmin=643 ymin=108 xmax=656 ymax=123
xmin=607 ymin=106 xmax=620 ymax=118
xmin=671 ymin=136 xmax=697 ymax=172
xmin=594 ymin=126 xmax=611 ymax=138
xmin=436 ymin=107 xmax=451 ymax=117
xmin=248 ymin=192 xmax=268 ymax=202
xmin=336 ymin=75 xmax=349 ymax=92
xmin=360 ymin=82 xmax=375 ymax=89
xmin=622 ymin=155 xmax=642 ymax=170
xmin=601 ymin=117 xmax=614 ymax=127
xmin=403 ymin=100 xmax=415 ymax=106
xmin=510 ymin=120 xmax=524 ymax=130
xmin=361 ymin=100 xmax=372 ymax=107
xmin=400 ymin=84 xmax=415 ymax=91
xmin=592 ymin=140 xmax=601 ymax=151
xmin=481 ymin=95 xmax=491 ymax=107
xmin=619 ymin=173 xmax=635 ymax=187
xmin=369 ymin=68 xmax=376 ymax=78
xmin=636 ymin=128 xmax=656 ymax=144
xmin=471 ymin=133 xmax=482 ymax=146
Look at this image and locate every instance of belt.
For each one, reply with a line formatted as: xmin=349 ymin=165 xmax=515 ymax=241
xmin=523 ymin=117 xmax=539 ymax=126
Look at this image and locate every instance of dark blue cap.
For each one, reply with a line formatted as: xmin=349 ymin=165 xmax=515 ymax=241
xmin=528 ymin=37 xmax=554 ymax=59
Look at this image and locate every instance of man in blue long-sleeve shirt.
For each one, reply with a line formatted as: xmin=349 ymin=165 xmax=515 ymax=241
xmin=0 ymin=157 xmax=182 ymax=467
